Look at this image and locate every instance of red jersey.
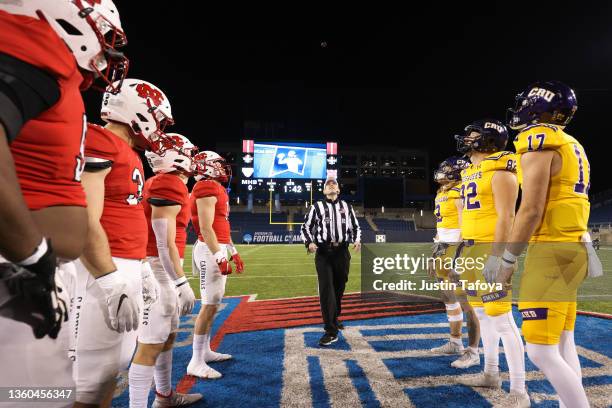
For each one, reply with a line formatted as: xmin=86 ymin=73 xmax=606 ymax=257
xmin=143 ymin=174 xmax=190 ymax=258
xmin=190 ymin=180 xmax=231 ymax=244
xmin=85 ymin=124 xmax=147 ymax=260
xmin=1 ymin=11 xmax=86 ymax=210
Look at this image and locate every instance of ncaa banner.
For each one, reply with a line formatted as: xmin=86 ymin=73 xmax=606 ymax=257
xmin=242 ymin=231 xmax=303 ymax=244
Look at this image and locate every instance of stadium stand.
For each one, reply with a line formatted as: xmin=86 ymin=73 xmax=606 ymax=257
xmin=372 ymin=218 xmax=416 ymax=231
xmin=230 ymin=212 xmax=290 ymax=233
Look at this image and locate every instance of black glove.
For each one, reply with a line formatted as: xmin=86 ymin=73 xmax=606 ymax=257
xmin=0 ymin=240 xmax=67 ymax=339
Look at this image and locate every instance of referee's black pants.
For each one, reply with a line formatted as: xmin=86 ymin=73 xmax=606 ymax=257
xmin=315 ymin=244 xmax=351 ymax=335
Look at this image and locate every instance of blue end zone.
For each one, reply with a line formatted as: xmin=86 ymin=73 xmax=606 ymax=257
xmin=405 ymin=385 xmax=491 ymax=408
xmin=113 ymin=302 xmax=611 ymax=407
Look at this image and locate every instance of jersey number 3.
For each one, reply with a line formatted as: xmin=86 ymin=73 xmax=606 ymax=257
xmin=126 ymin=168 xmax=144 ymax=205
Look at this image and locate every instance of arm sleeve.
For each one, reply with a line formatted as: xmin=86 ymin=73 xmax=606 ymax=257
xmin=0 ymin=53 xmax=60 ymax=142
xmin=151 ymin=218 xmax=179 ymax=280
xmin=301 ymin=204 xmax=316 ymax=246
xmin=349 ymin=204 xmax=361 ymax=243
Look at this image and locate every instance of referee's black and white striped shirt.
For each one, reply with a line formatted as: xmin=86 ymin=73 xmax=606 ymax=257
xmin=301 ymin=198 xmax=361 ymax=246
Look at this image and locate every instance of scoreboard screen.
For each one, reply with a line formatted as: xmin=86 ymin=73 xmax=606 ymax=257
xmin=240 ymin=140 xmax=338 ymax=195
xmin=253 ymin=142 xmax=327 ymax=179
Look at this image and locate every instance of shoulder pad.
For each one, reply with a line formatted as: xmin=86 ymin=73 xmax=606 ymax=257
xmin=85 ymin=123 xmax=119 ymax=161
xmin=513 ymin=124 xmax=567 ymax=154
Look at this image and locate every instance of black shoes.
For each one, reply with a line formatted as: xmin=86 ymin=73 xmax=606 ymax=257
xmin=319 ymin=333 xmax=338 ymax=346
xmin=336 ymin=322 xmax=345 ymax=330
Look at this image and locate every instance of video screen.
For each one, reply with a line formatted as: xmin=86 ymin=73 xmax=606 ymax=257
xmin=253 ymin=142 xmax=327 ymax=179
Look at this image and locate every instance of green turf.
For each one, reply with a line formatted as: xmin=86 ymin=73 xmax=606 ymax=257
xmin=183 ymin=243 xmax=612 ymax=314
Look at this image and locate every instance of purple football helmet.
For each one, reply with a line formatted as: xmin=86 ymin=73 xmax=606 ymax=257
xmin=434 ymin=156 xmax=470 ymax=183
xmin=455 ymin=119 xmax=509 ymax=154
xmin=507 ymin=80 xmax=577 ymax=130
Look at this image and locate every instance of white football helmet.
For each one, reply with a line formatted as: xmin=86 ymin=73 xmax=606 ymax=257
xmin=145 ymin=133 xmax=197 ymax=175
xmin=0 ymin=0 xmax=128 ymax=93
xmin=101 ymin=78 xmax=174 ymax=153
xmin=194 ymin=151 xmax=231 ymax=183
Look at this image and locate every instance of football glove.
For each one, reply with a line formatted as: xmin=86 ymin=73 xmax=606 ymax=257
xmin=228 ymin=245 xmax=244 ymax=274
xmin=141 ymin=263 xmax=160 ymax=307
xmin=175 ymin=276 xmax=195 ymax=316
xmin=432 ymin=242 xmax=449 ymax=258
xmin=214 ymin=250 xmax=232 ymax=275
xmin=95 ymin=271 xmax=140 ymax=333
xmin=0 ymin=240 xmax=67 ymax=339
xmin=482 ymin=255 xmax=502 ymax=284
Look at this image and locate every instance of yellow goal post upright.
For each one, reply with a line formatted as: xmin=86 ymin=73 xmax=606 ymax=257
xmin=268 ymin=181 xmax=314 ymax=226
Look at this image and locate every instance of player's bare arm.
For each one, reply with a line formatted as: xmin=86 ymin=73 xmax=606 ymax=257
xmin=507 ymin=151 xmax=555 ymax=255
xmin=455 ymin=197 xmax=463 ymax=240
xmin=80 ymin=167 xmax=117 ymax=276
xmin=0 ymin=124 xmax=43 ymax=261
xmin=151 ymin=204 xmax=185 ymax=279
xmin=491 ymin=170 xmax=518 ymax=255
xmin=197 ymin=196 xmax=221 ymax=254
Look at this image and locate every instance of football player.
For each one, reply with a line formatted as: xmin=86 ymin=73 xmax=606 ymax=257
xmin=429 ymin=156 xmax=481 ymax=369
xmin=0 ymin=0 xmax=126 ymax=404
xmin=187 ymin=151 xmax=244 ymax=379
xmin=128 ymin=134 xmax=201 ymax=408
xmin=498 ymin=81 xmax=591 ymax=407
xmin=454 ymin=120 xmax=529 ymax=407
xmin=73 ymin=79 xmax=174 ymax=407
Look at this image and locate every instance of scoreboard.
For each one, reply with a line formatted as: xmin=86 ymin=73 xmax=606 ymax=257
xmin=240 ymin=140 xmax=338 ymax=196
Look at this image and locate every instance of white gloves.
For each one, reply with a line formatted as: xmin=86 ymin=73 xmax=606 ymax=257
xmin=175 ymin=276 xmax=196 ymax=316
xmin=96 ymin=271 xmax=140 ymax=333
xmin=482 ymin=255 xmax=502 ymax=284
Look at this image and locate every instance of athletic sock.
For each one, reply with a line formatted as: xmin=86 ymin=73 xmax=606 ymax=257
xmin=491 ymin=311 xmax=525 ymax=394
xmin=526 ymin=342 xmax=589 ymax=408
xmin=154 ymin=350 xmax=173 ymax=397
xmin=559 ymin=330 xmax=583 ymax=408
xmin=128 ymin=363 xmax=154 ymax=408
xmin=450 ymin=336 xmax=463 ymax=346
xmin=192 ymin=333 xmax=210 ymax=363
xmin=475 ymin=307 xmax=500 ymax=374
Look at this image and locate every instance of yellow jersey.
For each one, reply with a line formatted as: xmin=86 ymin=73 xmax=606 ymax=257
xmin=460 ymin=151 xmax=517 ymax=241
xmin=513 ymin=124 xmax=590 ymax=242
xmin=434 ymin=186 xmax=461 ymax=229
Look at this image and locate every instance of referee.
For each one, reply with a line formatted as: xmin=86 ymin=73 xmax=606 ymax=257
xmin=301 ymin=176 xmax=361 ymax=346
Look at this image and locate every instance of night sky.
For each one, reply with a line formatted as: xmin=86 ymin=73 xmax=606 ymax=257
xmin=83 ymin=2 xmax=612 ymax=194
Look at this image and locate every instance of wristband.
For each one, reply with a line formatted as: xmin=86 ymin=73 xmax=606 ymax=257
xmin=228 ymin=245 xmax=238 ymax=256
xmin=501 ymin=249 xmax=518 ymax=267
xmin=17 ymin=238 xmax=48 ymax=266
xmin=175 ymin=276 xmax=188 ymax=287
xmin=213 ymin=250 xmax=226 ymax=263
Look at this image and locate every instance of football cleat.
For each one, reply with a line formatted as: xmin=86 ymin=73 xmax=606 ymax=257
xmin=319 ymin=333 xmax=338 ymax=346
xmin=186 ymin=359 xmax=222 ymax=379
xmin=451 ymin=348 xmax=481 ymax=369
xmin=457 ymin=371 xmax=502 ymax=388
xmin=430 ymin=341 xmax=464 ymax=355
xmin=152 ymin=391 xmax=203 ymax=408
xmin=205 ymin=351 xmax=232 ymax=363
xmin=495 ymin=390 xmax=531 ymax=408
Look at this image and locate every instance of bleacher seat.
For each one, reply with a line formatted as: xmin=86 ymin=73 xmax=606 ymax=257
xmin=589 ymin=204 xmax=612 ymax=224
xmin=373 ymin=218 xmax=416 ymax=231
xmin=230 ymin=212 xmax=290 ymax=233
